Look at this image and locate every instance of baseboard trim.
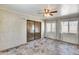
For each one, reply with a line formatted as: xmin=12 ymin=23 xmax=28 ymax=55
xmin=0 ymin=43 xmax=27 ymax=52
xmin=0 ymin=38 xmax=42 ymax=52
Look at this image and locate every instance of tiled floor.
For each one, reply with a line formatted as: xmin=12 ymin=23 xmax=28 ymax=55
xmin=0 ymin=38 xmax=79 ymax=55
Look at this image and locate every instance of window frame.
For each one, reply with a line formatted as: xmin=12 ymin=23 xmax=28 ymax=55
xmin=61 ymin=20 xmax=78 ymax=34
xmin=61 ymin=21 xmax=68 ymax=33
xmin=51 ymin=22 xmax=56 ymax=32
xmin=69 ymin=20 xmax=78 ymax=33
xmin=46 ymin=23 xmax=51 ymax=33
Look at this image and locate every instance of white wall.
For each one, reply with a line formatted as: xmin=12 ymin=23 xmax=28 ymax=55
xmin=0 ymin=9 xmax=26 ymax=51
xmin=61 ymin=33 xmax=78 ymax=44
xmin=45 ymin=32 xmax=57 ymax=39
xmin=0 ymin=9 xmax=44 ymax=51
xmin=41 ymin=21 xmax=44 ymax=38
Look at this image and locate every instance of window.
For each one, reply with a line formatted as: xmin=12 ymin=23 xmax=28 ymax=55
xmin=69 ymin=21 xmax=78 ymax=33
xmin=46 ymin=23 xmax=51 ymax=32
xmin=61 ymin=21 xmax=68 ymax=33
xmin=52 ymin=23 xmax=56 ymax=32
xmin=61 ymin=21 xmax=78 ymax=33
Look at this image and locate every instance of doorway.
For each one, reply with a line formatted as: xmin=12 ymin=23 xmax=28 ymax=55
xmin=27 ymin=20 xmax=41 ymax=42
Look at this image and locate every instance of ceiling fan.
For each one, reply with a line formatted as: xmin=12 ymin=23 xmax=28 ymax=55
xmin=38 ymin=8 xmax=57 ymax=17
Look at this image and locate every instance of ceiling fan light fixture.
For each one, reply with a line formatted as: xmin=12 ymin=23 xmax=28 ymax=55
xmin=38 ymin=6 xmax=57 ymax=17
xmin=44 ymin=13 xmax=50 ymax=17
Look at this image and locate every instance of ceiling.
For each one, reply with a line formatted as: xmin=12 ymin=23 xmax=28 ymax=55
xmin=0 ymin=4 xmax=79 ymax=20
xmin=0 ymin=4 xmax=61 ymax=19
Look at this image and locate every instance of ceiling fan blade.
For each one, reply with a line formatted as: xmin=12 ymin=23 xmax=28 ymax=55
xmin=49 ymin=13 xmax=53 ymax=16
xmin=50 ymin=11 xmax=57 ymax=13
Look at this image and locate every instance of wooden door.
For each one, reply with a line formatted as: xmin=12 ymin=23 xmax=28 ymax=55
xmin=34 ymin=21 xmax=41 ymax=39
xmin=27 ymin=20 xmax=34 ymax=42
xmin=27 ymin=20 xmax=41 ymax=42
